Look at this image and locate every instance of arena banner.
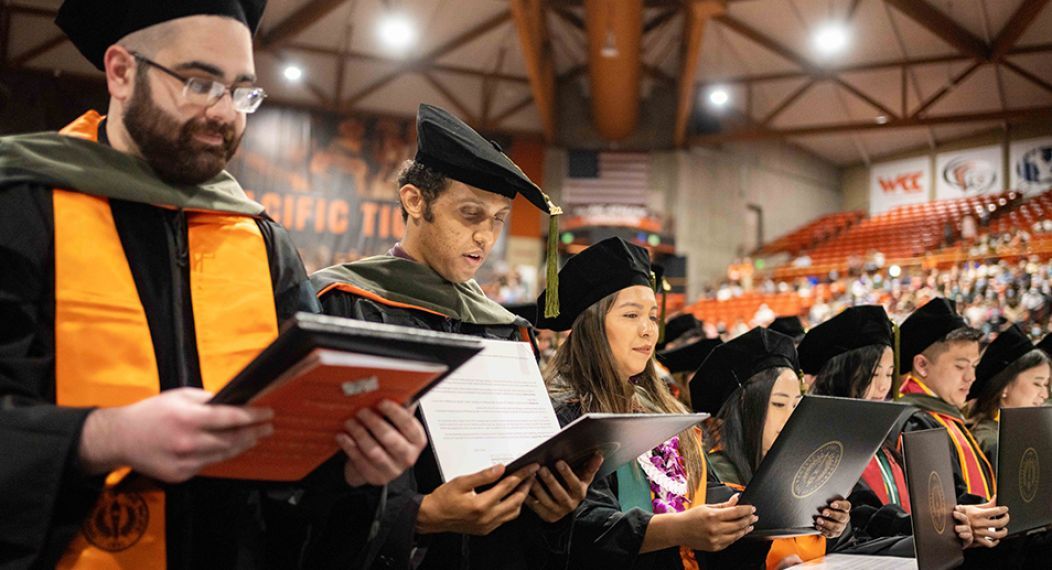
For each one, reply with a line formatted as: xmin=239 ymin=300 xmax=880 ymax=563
xmin=869 ymin=156 xmax=931 ymax=214
xmin=226 ymin=107 xmax=415 ymax=273
xmin=935 ymin=144 xmax=1003 ymax=200
xmin=1009 ymin=136 xmax=1052 ymax=195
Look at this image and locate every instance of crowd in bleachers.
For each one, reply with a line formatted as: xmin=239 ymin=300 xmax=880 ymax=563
xmin=687 ymin=190 xmax=1052 ymax=342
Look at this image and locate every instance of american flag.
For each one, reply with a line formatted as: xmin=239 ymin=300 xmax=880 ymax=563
xmin=563 ymin=151 xmax=650 ymax=206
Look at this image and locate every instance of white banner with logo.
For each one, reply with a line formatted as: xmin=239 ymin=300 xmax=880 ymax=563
xmin=1010 ymin=137 xmax=1052 ymax=195
xmin=935 ymin=145 xmax=1002 ymax=200
xmin=869 ymin=157 xmax=931 ymax=214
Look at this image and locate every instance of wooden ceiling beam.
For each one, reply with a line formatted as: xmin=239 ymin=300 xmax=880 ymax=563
xmin=510 ymin=0 xmax=556 ymax=141
xmin=340 ymin=10 xmax=511 ymax=111
xmin=421 ymin=71 xmax=477 ymax=124
xmin=761 ymin=78 xmax=815 ymax=126
xmin=257 ymin=0 xmax=348 ymax=49
xmin=714 ymin=14 xmax=813 ymax=71
xmin=910 ymin=60 xmax=982 ymax=118
xmin=833 ymin=77 xmax=899 ymax=119
xmin=481 ymin=46 xmax=508 ymax=126
xmin=990 ymin=0 xmax=1051 ymax=62
xmin=693 ymin=42 xmax=1052 ymax=88
xmin=490 ymin=94 xmax=534 ymax=126
xmin=282 ymin=42 xmax=530 ymax=84
xmin=691 ymin=104 xmax=1052 ymax=143
xmin=551 ymin=6 xmax=585 ymax=30
xmin=883 ymin=0 xmax=988 ymax=60
xmin=643 ymin=7 xmax=679 ymax=34
xmin=1002 ymin=60 xmax=1052 ymax=97
xmin=8 ymin=33 xmax=65 ymax=68
xmin=675 ymin=1 xmax=725 ymax=146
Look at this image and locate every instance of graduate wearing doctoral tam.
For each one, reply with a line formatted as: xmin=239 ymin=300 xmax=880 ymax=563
xmin=661 ymin=314 xmax=703 ymax=349
xmin=799 ymin=307 xmax=916 ymax=554
xmin=895 ymin=299 xmax=995 ymax=503
xmin=311 ymin=104 xmax=569 ymax=570
xmin=689 ymin=327 xmax=798 ymax=417
xmin=657 ymin=338 xmax=723 ymax=375
xmin=535 ymin=236 xmax=652 ymax=332
xmin=797 ymin=305 xmax=894 ymax=378
xmin=967 ymin=324 xmax=1037 ymax=462
xmin=1037 ymin=332 xmax=1052 ymax=358
xmin=768 ymin=315 xmax=807 ymax=343
xmin=692 ymin=329 xmax=843 ymax=570
xmin=541 ymin=237 xmax=721 ymax=570
xmin=0 ymin=1 xmax=384 ymax=568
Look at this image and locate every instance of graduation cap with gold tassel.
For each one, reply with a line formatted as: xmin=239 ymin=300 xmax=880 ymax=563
xmin=651 ymin=264 xmax=671 ymax=344
xmin=414 ymin=103 xmax=562 ymax=317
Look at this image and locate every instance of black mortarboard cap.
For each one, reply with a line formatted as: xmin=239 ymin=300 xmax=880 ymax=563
xmin=56 ymin=0 xmax=267 ymax=70
xmin=689 ymin=327 xmax=799 ymax=415
xmin=899 ymin=298 xmax=968 ymax=372
xmin=797 ymin=306 xmax=894 ymax=375
xmin=769 ymin=315 xmax=807 ymax=341
xmin=663 ymin=314 xmax=702 ymax=347
xmin=657 ymin=337 xmax=723 ymax=374
xmin=535 ymin=237 xmax=651 ymax=332
xmin=414 ymin=103 xmax=563 ymax=317
xmin=1038 ymin=333 xmax=1052 ymax=357
xmin=503 ymin=302 xmax=537 ymax=327
xmin=970 ymin=324 xmax=1034 ymax=400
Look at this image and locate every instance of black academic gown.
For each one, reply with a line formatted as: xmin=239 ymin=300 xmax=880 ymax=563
xmin=317 ymin=286 xmax=570 ymax=570
xmin=0 ymin=183 xmax=381 ymax=569
xmin=557 ymin=401 xmax=769 ymax=570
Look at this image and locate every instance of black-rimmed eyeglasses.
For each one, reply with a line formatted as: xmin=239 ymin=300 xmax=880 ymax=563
xmin=130 ymin=51 xmax=267 ymax=114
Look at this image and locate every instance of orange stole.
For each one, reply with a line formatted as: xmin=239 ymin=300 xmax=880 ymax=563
xmin=53 ymin=112 xmax=278 ymax=569
xmin=678 ymin=429 xmax=707 ymax=570
xmin=900 ymin=375 xmax=994 ymax=499
xmin=717 ymin=475 xmax=827 ymax=569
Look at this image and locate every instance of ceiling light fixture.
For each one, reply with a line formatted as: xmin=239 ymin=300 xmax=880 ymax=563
xmin=283 ymin=65 xmax=303 ymax=82
xmin=377 ymin=13 xmax=417 ymax=52
xmin=813 ymin=22 xmax=850 ymax=56
xmin=708 ymin=87 xmax=730 ymax=108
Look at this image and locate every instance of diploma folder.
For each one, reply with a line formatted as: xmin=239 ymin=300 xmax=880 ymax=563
xmin=501 ymin=413 xmax=710 ymax=483
xmin=997 ymin=406 xmax=1052 ymax=536
xmin=902 ymin=428 xmax=964 ymax=570
xmin=739 ymin=396 xmax=914 ymax=538
xmin=199 ymin=313 xmax=484 ymax=481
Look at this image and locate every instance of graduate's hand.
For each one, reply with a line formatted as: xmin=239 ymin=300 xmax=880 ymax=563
xmin=773 ymin=555 xmax=803 ymax=570
xmin=78 ymin=387 xmax=273 ymax=483
xmin=669 ymin=493 xmax=757 ymax=552
xmin=525 ymin=455 xmax=603 ymax=523
xmin=814 ymin=498 xmax=850 ymax=538
xmin=959 ymin=497 xmax=1009 ymax=549
xmin=416 ymin=463 xmax=540 ymax=536
xmin=337 ymin=400 xmax=427 ymax=487
xmin=952 ymin=509 xmax=974 ymax=548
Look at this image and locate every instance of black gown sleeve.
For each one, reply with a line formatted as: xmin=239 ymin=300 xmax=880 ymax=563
xmin=0 ymin=183 xmax=106 ymax=569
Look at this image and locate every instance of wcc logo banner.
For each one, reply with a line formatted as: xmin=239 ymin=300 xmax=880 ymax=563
xmin=1010 ymin=137 xmax=1052 ymax=195
xmin=935 ymin=145 xmax=1002 ymax=200
xmin=869 ymin=157 xmax=931 ymax=214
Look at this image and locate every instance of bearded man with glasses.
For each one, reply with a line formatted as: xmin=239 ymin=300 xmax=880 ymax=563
xmin=0 ymin=1 xmax=425 ymax=569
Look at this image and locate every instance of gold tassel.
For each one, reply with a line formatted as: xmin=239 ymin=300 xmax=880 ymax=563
xmin=544 ymin=200 xmax=563 ymax=319
xmin=658 ymin=277 xmax=670 ymax=344
xmin=892 ymin=320 xmax=902 ymax=400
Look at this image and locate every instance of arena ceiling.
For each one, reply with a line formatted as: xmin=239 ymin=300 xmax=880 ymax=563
xmin=4 ymin=0 xmax=1052 ymax=166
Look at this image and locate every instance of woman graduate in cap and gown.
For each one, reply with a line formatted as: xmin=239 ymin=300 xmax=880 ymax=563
xmin=536 ymin=237 xmax=758 ymax=569
xmin=966 ymin=324 xmax=1051 ymax=463
xmin=799 ymin=306 xmax=973 ymax=556
xmin=691 ymin=327 xmax=852 ymax=570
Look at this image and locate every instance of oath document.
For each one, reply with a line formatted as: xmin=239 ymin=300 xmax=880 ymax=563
xmin=418 ymin=338 xmax=560 ymax=481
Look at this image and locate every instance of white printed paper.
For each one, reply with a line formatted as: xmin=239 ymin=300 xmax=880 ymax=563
xmin=419 ymin=339 xmax=560 ymax=481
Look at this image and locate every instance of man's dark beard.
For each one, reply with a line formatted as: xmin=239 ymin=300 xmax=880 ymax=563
xmin=124 ymin=70 xmax=243 ymax=185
